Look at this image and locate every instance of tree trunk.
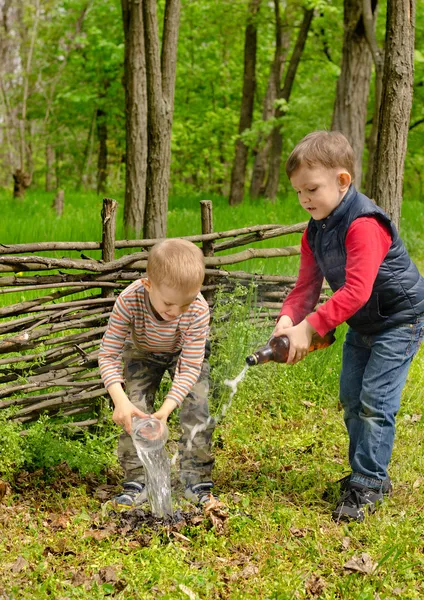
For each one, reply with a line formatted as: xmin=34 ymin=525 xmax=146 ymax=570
xmin=52 ymin=190 xmax=64 ymax=217
xmin=55 ymin=148 xmax=63 ymax=190
xmin=14 ymin=0 xmax=40 ymax=199
xmin=121 ymin=0 xmax=148 ymax=237
xmin=264 ymin=8 xmax=314 ymax=200
xmin=250 ymin=0 xmax=290 ymax=199
xmin=362 ymin=0 xmax=384 ymax=197
xmin=77 ymin=109 xmax=96 ymax=191
xmin=370 ymin=0 xmax=415 ymax=230
xmin=143 ymin=0 xmax=180 ymax=239
xmin=228 ymin=0 xmax=261 ymax=206
xmin=96 ymin=107 xmax=108 ymax=195
xmin=45 ymin=143 xmax=55 ymax=192
xmin=12 ymin=169 xmax=31 ymax=199
xmin=332 ymin=0 xmax=375 ymax=189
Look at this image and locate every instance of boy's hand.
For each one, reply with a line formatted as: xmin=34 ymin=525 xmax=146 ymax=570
xmin=153 ymin=398 xmax=178 ymax=424
xmin=273 ymin=315 xmax=294 ymax=338
xmin=107 ymin=382 xmax=148 ymax=434
xmin=279 ymin=319 xmax=315 ymax=365
xmin=113 ymin=397 xmax=149 ymax=435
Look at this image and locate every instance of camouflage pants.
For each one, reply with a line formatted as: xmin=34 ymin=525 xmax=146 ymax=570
xmin=118 ymin=342 xmax=215 ymax=487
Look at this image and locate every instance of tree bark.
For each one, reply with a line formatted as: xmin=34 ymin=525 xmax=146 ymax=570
xmin=45 ymin=144 xmax=55 ymax=192
xmin=77 ymin=109 xmax=96 ymax=191
xmin=96 ymin=107 xmax=108 ymax=195
xmin=228 ymin=0 xmax=261 ymax=206
xmin=121 ymin=0 xmax=148 ymax=236
xmin=12 ymin=169 xmax=31 ymax=199
xmin=143 ymin=0 xmax=180 ymax=239
xmin=362 ymin=0 xmax=384 ymax=197
xmin=370 ymin=0 xmax=415 ymax=230
xmin=250 ymin=0 xmax=290 ymax=199
xmin=332 ymin=0 xmax=375 ymax=189
xmin=52 ymin=190 xmax=64 ymax=217
xmin=264 ymin=8 xmax=314 ymax=201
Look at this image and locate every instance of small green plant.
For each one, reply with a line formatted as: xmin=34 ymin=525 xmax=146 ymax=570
xmin=20 ymin=415 xmax=118 ymax=478
xmin=0 ymin=410 xmax=26 ymax=479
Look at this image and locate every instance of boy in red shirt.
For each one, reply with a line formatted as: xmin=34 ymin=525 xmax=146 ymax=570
xmin=275 ymin=131 xmax=424 ymax=522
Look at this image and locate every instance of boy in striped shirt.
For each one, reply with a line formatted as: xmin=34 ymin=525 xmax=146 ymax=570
xmin=99 ymin=238 xmax=215 ymax=507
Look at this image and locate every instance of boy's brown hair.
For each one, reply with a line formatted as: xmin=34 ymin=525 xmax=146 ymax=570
xmin=146 ymin=238 xmax=205 ymax=291
xmin=286 ymin=130 xmax=356 ymax=181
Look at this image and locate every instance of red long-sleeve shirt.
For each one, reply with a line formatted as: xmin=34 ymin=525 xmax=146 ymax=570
xmin=279 ymin=217 xmax=392 ymax=336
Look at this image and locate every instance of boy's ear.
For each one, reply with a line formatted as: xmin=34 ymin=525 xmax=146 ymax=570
xmin=338 ymin=171 xmax=351 ymax=190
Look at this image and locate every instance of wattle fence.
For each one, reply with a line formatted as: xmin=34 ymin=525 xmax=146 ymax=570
xmin=0 ymin=199 xmax=319 ymax=428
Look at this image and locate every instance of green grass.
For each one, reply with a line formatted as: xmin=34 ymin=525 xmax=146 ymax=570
xmin=0 ymin=189 xmax=424 ymax=598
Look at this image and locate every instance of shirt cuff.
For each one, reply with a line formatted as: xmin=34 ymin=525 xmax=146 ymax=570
xmin=306 ymin=312 xmax=331 ymax=338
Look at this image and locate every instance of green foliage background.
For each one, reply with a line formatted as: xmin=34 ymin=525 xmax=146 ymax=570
xmin=1 ymin=0 xmax=424 ymax=200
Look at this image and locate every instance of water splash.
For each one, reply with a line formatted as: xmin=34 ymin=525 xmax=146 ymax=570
xmin=130 ymin=366 xmax=250 ymax=513
xmin=172 ymin=364 xmax=250 ymax=463
xmin=132 ymin=444 xmax=173 ymax=518
xmin=222 ymin=364 xmax=249 ymax=416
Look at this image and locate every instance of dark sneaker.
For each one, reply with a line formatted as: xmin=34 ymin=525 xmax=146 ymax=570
xmin=113 ymin=481 xmax=148 ymax=508
xmin=184 ymin=482 xmax=217 ymax=505
xmin=332 ymin=482 xmax=384 ymax=523
xmin=339 ymin=474 xmax=393 ymax=495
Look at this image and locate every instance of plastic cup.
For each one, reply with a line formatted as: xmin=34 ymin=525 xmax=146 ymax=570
xmin=131 ymin=417 xmax=169 ymax=451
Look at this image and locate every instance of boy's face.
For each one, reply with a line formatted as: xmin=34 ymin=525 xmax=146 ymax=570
xmin=290 ymin=164 xmax=351 ymax=221
xmin=145 ymin=279 xmax=199 ymax=321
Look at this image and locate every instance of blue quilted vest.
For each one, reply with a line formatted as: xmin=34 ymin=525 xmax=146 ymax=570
xmin=307 ymin=185 xmax=424 ymax=334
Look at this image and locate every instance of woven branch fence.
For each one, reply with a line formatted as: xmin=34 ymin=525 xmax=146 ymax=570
xmin=0 ymin=199 xmax=320 ymax=429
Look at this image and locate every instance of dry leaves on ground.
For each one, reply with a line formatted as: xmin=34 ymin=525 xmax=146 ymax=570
xmin=343 ymin=553 xmax=377 ymax=575
xmin=305 ymin=574 xmax=326 ymax=597
xmin=203 ymin=496 xmax=229 ymax=532
xmin=0 ymin=480 xmax=10 ymax=502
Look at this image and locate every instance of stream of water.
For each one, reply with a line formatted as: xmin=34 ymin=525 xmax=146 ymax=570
xmin=132 ymin=443 xmax=173 ymax=518
xmin=132 ymin=364 xmax=250 ymax=516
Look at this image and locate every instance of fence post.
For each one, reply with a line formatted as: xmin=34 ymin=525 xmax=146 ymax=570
xmin=200 ymin=200 xmax=214 ymax=303
xmin=101 ymin=198 xmax=117 ymax=299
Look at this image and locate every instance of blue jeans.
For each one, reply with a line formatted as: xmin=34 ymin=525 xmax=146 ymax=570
xmin=339 ymin=316 xmax=424 ymax=489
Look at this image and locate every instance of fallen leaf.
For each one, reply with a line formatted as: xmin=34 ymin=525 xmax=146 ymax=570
xmin=99 ymin=566 xmax=118 ymax=583
xmin=42 ymin=539 xmax=76 ymax=557
xmin=189 ymin=515 xmax=204 ymax=525
xmin=413 ymin=478 xmax=423 ymax=489
xmin=305 ymin=574 xmax=326 ymax=597
xmin=48 ymin=514 xmax=69 ymax=530
xmin=11 ymin=556 xmax=29 ymax=573
xmin=172 ymin=531 xmax=191 ymax=544
xmin=84 ymin=526 xmax=117 ymax=541
xmin=301 ymin=400 xmax=316 ymax=408
xmin=343 ymin=553 xmax=377 ymax=575
xmin=203 ymin=496 xmax=228 ymax=531
xmin=0 ymin=480 xmax=10 ymax=502
xmin=240 ymin=564 xmax=259 ymax=578
xmin=341 ymin=537 xmax=351 ymax=551
xmin=289 ymin=527 xmax=308 ymax=538
xmin=71 ymin=571 xmax=92 ymax=587
xmin=179 ymin=583 xmax=197 ymax=599
xmin=95 ymin=484 xmax=118 ymax=501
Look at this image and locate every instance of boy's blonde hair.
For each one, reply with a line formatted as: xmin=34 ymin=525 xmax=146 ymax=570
xmin=146 ymin=238 xmax=205 ymax=291
xmin=286 ymin=130 xmax=356 ymax=182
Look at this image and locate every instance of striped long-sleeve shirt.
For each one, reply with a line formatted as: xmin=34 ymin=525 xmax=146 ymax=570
xmin=98 ymin=279 xmax=210 ymax=406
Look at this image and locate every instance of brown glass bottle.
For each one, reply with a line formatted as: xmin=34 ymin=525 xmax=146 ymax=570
xmin=245 ymin=329 xmax=336 ymax=366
